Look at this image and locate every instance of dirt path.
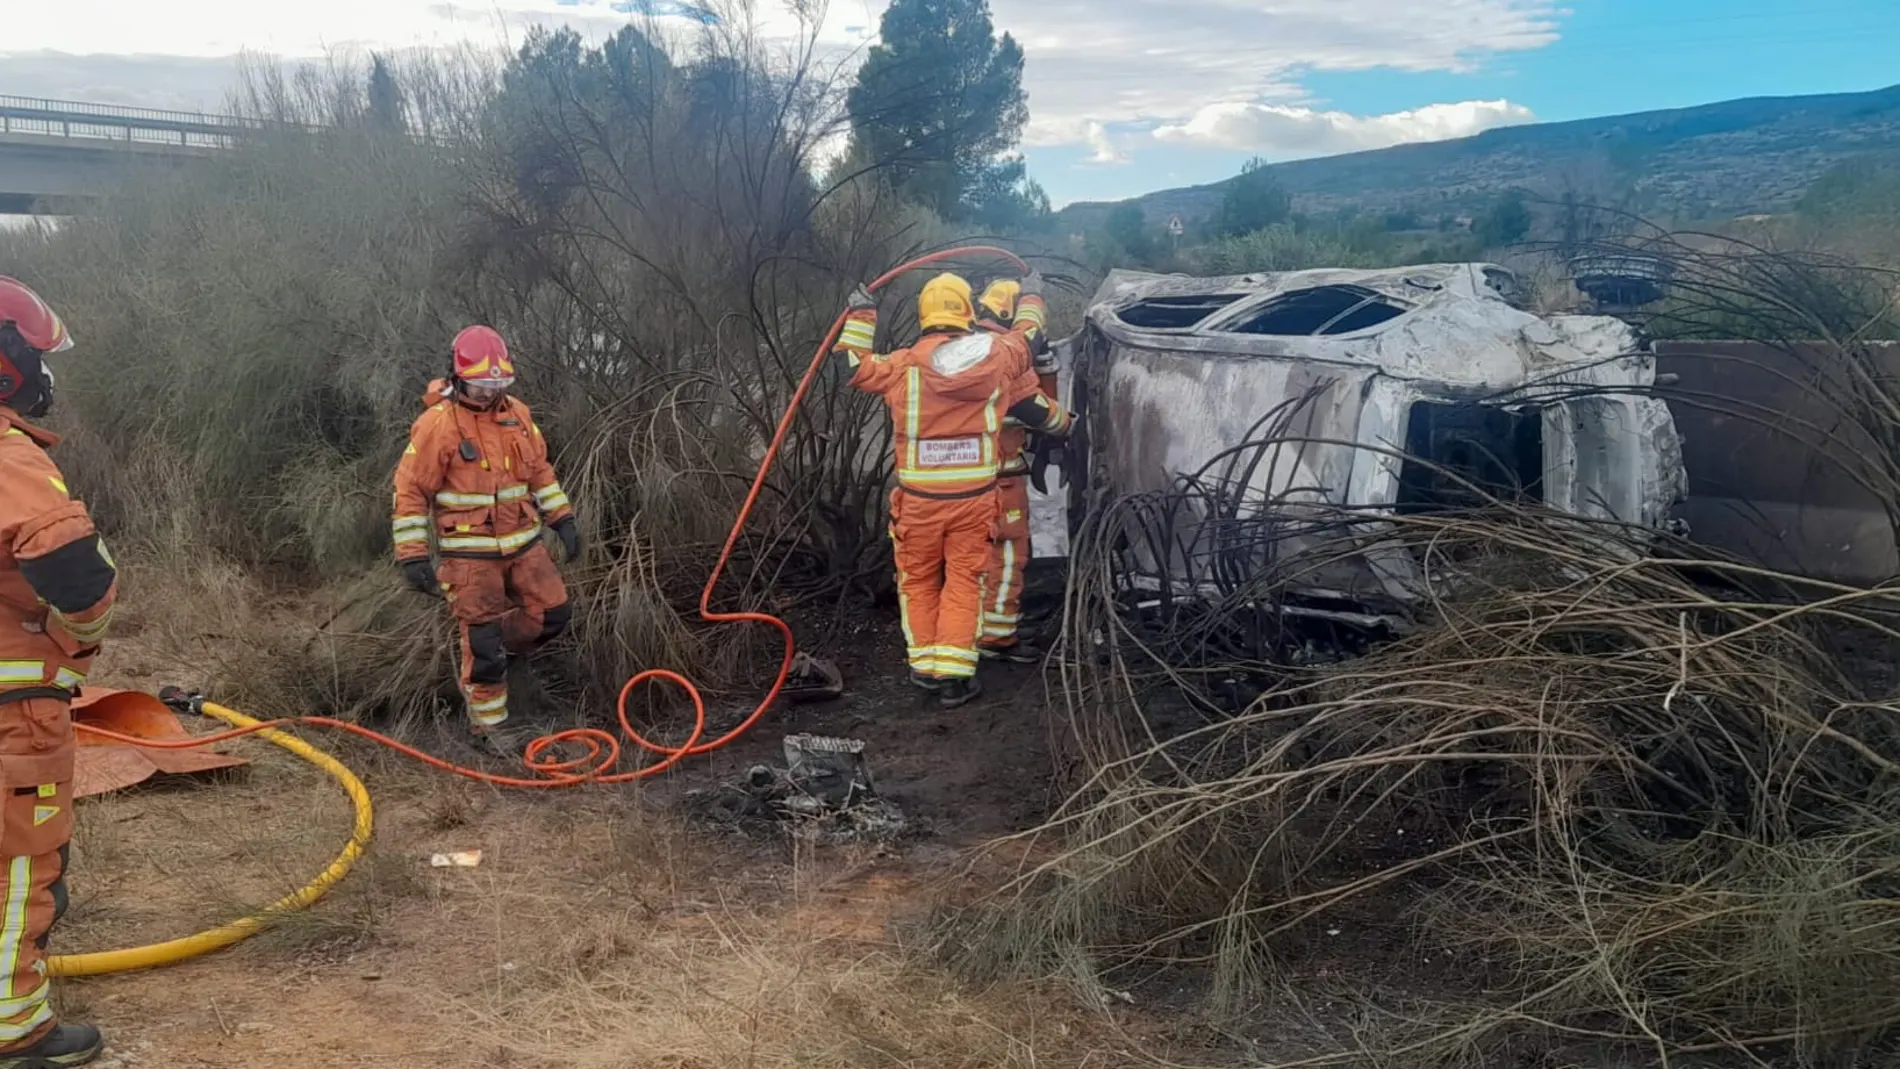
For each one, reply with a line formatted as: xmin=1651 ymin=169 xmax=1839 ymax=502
xmin=57 ymin=619 xmax=1142 ymax=1068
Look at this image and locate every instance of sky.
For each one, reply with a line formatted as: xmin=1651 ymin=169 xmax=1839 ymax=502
xmin=1 ymin=0 xmax=1895 ymax=208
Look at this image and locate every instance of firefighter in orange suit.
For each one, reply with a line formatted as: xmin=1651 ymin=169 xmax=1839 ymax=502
xmin=0 ymin=278 xmax=116 ymax=1068
xmin=392 ymin=326 xmax=580 ymax=752
xmin=973 ymin=278 xmax=1059 ymax=663
xmin=833 ymin=272 xmax=1071 ymax=707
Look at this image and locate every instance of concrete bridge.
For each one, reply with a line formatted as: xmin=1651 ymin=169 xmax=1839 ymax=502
xmin=0 ymin=96 xmax=249 ymax=214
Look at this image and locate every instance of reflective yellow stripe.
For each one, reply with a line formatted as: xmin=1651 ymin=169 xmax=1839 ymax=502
xmin=0 ymin=662 xmax=44 ymax=685
xmin=904 ymin=368 xmax=922 ymax=474
xmin=914 ymin=647 xmax=978 ymax=677
xmin=897 ymin=464 xmax=998 ymax=484
xmin=51 ymin=667 xmax=83 ymax=692
xmin=0 ymin=981 xmax=48 ymax=1019
xmin=392 ymin=530 xmax=430 ymax=546
xmin=991 ymin=538 xmax=1017 ymax=617
xmin=534 ymin=484 xmax=571 ymax=513
xmin=0 ymin=856 xmax=29 ymax=1000
xmin=929 ymin=657 xmax=976 ymax=679
xmin=0 ymin=1001 xmax=52 ymax=1043
xmin=435 ymin=491 xmax=496 ymax=508
xmin=53 ymin=606 xmax=111 ymax=642
xmin=894 ymin=550 xmax=918 ymax=653
xmin=839 ymin=324 xmax=876 ymax=349
xmin=438 ymin=524 xmax=543 ymax=554
xmin=46 ymin=476 xmax=66 ymax=496
xmin=1 ymin=429 xmax=22 ymax=438
xmin=496 ymin=485 xmax=531 ymax=503
xmin=467 ymin=692 xmax=509 ymax=726
xmin=392 ymin=516 xmax=430 ymax=532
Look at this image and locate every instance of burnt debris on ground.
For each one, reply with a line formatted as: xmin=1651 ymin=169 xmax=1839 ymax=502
xmin=685 ymin=733 xmax=912 ymax=845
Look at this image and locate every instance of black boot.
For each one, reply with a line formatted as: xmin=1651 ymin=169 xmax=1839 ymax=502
xmin=471 ymin=720 xmax=536 ymax=760
xmin=979 ymin=639 xmax=1044 ymax=665
xmin=909 ymin=671 xmax=944 ymax=692
xmin=0 ymin=1023 xmax=104 ymax=1068
xmin=938 ymin=676 xmax=984 ymax=708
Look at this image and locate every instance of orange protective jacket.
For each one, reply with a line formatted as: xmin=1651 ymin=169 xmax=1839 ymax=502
xmin=391 ymin=380 xmax=574 ymax=561
xmin=839 ymin=314 xmax=1070 ymax=497
xmin=977 ymin=316 xmax=1060 ymax=476
xmin=0 ymin=407 xmax=118 ymax=704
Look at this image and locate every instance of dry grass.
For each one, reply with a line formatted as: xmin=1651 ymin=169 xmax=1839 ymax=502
xmin=57 ymin=699 xmax=1129 ymax=1069
xmin=929 ymin=490 xmax=1900 ymax=1067
xmin=463 ymin=918 xmax=1121 ymax=1069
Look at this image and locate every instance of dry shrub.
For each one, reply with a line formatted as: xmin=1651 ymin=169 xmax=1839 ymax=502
xmin=934 ymin=495 xmax=1900 ymax=1066
xmin=465 ymin=916 xmax=1103 ymax=1069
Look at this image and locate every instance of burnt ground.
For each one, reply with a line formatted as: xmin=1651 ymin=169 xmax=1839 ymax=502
xmin=660 ymin=632 xmax=1069 ymax=841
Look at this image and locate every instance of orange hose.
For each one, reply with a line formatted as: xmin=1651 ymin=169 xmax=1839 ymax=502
xmin=75 ymin=245 xmax=1031 ymax=787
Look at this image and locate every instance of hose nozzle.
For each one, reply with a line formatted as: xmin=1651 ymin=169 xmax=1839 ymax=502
xmin=157 ymin=686 xmax=207 ymax=716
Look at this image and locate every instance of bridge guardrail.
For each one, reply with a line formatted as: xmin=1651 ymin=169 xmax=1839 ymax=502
xmin=0 ymin=95 xmax=259 ymax=148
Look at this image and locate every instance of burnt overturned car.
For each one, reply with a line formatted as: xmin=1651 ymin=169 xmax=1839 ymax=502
xmin=1049 ymin=263 xmax=1688 ymax=630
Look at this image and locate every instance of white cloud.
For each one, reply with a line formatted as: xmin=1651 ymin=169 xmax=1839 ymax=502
xmin=997 ymin=0 xmax=1560 ymax=149
xmin=0 ymin=1 xmax=872 ymax=113
xmin=1083 ymin=122 xmax=1128 ymax=166
xmin=1153 ymin=98 xmax=1537 ymax=156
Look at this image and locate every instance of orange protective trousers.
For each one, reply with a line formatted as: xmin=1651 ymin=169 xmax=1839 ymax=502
xmin=0 ymin=697 xmax=73 ymax=1052
xmin=980 ymin=476 xmax=1032 ymax=650
xmin=437 ymin=542 xmax=570 ymax=727
xmin=889 ymin=489 xmax=997 ymax=680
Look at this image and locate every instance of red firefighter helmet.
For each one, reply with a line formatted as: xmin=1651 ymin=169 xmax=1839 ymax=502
xmin=0 ymin=277 xmax=72 ymax=355
xmin=0 ymin=277 xmax=72 ymax=410
xmin=451 ymin=325 xmax=515 ymax=388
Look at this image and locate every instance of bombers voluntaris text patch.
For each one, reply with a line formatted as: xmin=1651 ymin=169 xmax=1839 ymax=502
xmin=917 ymin=438 xmax=982 ymax=467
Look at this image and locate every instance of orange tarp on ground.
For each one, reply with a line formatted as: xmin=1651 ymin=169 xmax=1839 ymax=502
xmin=71 ymin=688 xmax=249 ymax=798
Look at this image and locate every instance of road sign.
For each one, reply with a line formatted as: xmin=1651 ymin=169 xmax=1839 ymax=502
xmin=1167 ymin=214 xmax=1185 ymax=237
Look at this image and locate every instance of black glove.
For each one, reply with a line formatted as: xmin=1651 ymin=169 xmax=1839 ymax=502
xmin=402 ymin=559 xmax=439 ymax=596
xmin=845 ymin=284 xmax=877 ymax=312
xmin=1021 ymin=270 xmax=1044 ymax=298
xmin=1029 ymin=438 xmax=1060 ymax=495
xmin=552 ymin=517 xmax=581 ymax=561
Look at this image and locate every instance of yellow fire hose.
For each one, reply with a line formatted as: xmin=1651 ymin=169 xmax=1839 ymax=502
xmin=49 ymin=701 xmax=375 ymax=977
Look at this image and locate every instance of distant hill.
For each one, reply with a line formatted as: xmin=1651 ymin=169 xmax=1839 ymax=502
xmin=1057 ymin=84 xmax=1900 ymax=235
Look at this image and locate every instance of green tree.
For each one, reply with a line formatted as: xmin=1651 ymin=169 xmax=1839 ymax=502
xmin=1210 ymin=157 xmax=1291 ymax=238
xmin=965 ymin=161 xmax=1053 ymax=231
xmin=1105 ymin=203 xmax=1152 ymax=260
xmin=366 ymin=53 xmax=406 ymax=134
xmin=846 ymin=0 xmax=1032 ymax=222
xmin=1475 ymin=189 xmax=1533 ymax=247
